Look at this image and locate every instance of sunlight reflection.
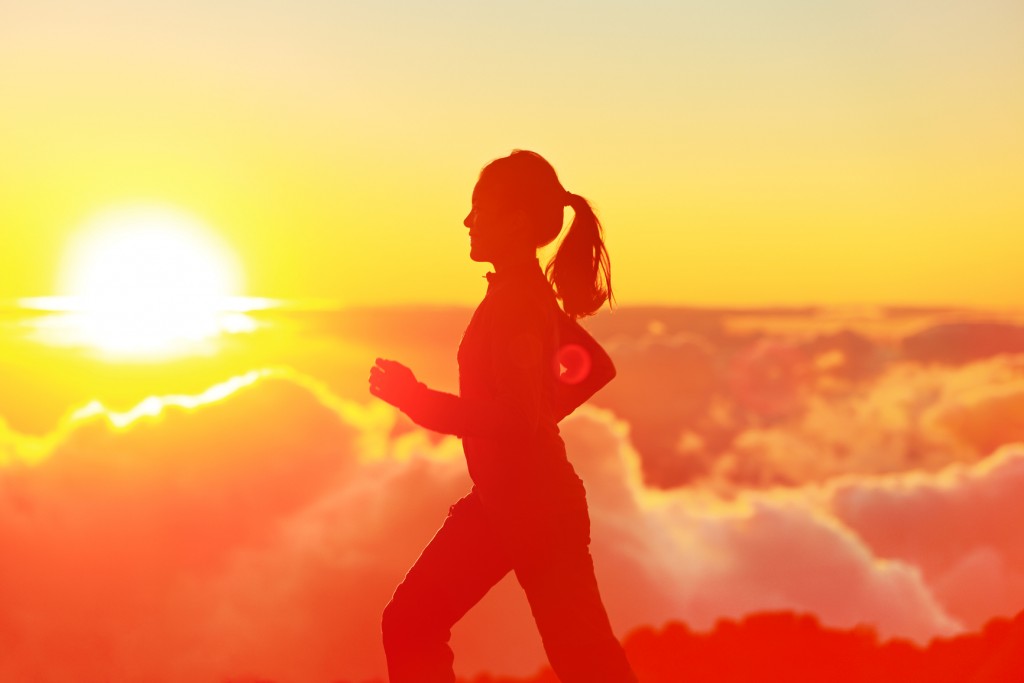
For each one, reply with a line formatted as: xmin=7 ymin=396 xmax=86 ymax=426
xmin=70 ymin=368 xmax=270 ymax=429
xmin=19 ymin=296 xmax=278 ymax=359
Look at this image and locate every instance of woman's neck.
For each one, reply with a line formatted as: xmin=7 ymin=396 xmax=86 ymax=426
xmin=490 ymin=251 xmax=538 ymax=274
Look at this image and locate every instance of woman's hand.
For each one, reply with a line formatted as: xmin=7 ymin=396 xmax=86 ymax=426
xmin=369 ymin=358 xmax=423 ymax=411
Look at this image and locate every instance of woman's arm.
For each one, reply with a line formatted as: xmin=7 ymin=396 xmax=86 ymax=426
xmin=552 ymin=312 xmax=616 ymax=421
xmin=369 ymin=295 xmax=548 ymax=441
xmin=388 ymin=377 xmax=537 ymax=441
xmin=370 ymin=305 xmax=616 ymax=435
xmin=368 ymin=359 xmax=472 ymax=437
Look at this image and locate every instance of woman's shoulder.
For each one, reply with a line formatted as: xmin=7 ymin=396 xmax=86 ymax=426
xmin=487 ymin=280 xmax=559 ymax=323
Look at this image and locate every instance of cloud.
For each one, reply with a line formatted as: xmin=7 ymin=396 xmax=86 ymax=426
xmin=831 ymin=443 xmax=1024 ymax=630
xmin=2 ymin=367 xmax=1021 ymax=681
xmin=687 ymin=354 xmax=1024 ymax=491
xmin=583 ymin=311 xmax=1024 ymax=491
xmin=902 ymin=320 xmax=1024 ymax=364
xmin=925 ymin=354 xmax=1024 ymax=455
xmin=0 ymin=370 xmax=364 ymax=681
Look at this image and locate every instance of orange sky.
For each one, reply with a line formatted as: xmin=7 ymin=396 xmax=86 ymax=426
xmin=2 ymin=1 xmax=1022 ymax=308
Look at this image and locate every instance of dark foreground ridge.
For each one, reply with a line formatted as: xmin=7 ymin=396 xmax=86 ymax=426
xmin=226 ymin=608 xmax=1024 ymax=683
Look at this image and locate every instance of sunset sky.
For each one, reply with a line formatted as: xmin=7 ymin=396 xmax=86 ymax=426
xmin=4 ymin=4 xmax=1024 ymax=680
xmin=2 ymin=0 xmax=1022 ymax=308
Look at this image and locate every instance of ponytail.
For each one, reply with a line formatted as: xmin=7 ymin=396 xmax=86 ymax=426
xmin=545 ymin=192 xmax=614 ymax=319
xmin=475 ymin=149 xmax=614 ymax=318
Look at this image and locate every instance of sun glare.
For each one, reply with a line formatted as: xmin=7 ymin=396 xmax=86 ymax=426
xmin=45 ymin=204 xmax=259 ymax=357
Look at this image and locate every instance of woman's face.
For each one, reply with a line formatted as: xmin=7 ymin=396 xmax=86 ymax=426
xmin=463 ymin=182 xmax=528 ymax=264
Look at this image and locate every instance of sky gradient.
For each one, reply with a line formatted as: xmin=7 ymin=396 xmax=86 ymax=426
xmin=2 ymin=0 xmax=1022 ymax=308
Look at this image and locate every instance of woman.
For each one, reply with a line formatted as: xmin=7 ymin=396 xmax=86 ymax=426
xmin=368 ymin=150 xmax=637 ymax=682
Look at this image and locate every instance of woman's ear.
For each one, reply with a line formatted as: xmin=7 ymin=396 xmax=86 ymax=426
xmin=509 ymin=209 xmax=533 ymax=243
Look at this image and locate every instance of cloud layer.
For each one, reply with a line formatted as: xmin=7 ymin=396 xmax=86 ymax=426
xmin=3 ymin=363 xmax=1022 ymax=681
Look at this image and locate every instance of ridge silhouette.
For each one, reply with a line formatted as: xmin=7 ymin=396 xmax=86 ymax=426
xmin=368 ymin=150 xmax=637 ymax=682
xmin=221 ymin=609 xmax=1024 ymax=682
xmin=547 ymin=609 xmax=1024 ymax=683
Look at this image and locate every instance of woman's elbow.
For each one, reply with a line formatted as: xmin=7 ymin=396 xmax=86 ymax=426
xmin=592 ymin=357 xmax=616 ymax=387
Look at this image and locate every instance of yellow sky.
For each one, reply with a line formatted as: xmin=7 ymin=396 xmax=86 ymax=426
xmin=2 ymin=1 xmax=1022 ymax=308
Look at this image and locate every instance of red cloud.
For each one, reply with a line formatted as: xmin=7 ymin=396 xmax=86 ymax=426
xmin=1 ymin=367 xmax=1021 ymax=681
xmin=831 ymin=444 xmax=1024 ymax=630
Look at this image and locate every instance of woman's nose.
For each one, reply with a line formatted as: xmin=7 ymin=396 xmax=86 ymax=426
xmin=463 ymin=212 xmax=473 ymax=229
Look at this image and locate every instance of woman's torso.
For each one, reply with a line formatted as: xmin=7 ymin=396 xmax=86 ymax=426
xmin=457 ymin=258 xmax=581 ymax=499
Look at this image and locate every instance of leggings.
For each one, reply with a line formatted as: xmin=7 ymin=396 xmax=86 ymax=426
xmin=381 ymin=484 xmax=638 ymax=683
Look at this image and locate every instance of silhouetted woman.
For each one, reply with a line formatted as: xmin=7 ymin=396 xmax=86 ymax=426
xmin=368 ymin=150 xmax=637 ymax=682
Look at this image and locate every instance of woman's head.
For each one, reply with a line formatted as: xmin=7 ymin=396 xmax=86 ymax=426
xmin=464 ymin=150 xmax=614 ymax=319
xmin=471 ymin=150 xmax=567 ymax=248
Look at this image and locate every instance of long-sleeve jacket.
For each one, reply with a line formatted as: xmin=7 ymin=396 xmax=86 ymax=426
xmin=400 ymin=257 xmax=571 ymax=492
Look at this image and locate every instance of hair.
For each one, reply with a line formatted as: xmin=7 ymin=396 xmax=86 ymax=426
xmin=476 ymin=149 xmax=614 ymax=319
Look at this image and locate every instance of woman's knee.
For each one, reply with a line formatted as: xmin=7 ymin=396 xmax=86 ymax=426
xmin=381 ymin=596 xmax=411 ymax=645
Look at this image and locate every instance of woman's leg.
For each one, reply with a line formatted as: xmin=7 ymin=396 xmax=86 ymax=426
xmin=503 ymin=477 xmax=638 ymax=683
xmin=515 ymin=546 xmax=637 ymax=682
xmin=382 ymin=488 xmax=512 ymax=683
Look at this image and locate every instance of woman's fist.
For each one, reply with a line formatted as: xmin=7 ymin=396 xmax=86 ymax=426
xmin=369 ymin=357 xmax=422 ymax=410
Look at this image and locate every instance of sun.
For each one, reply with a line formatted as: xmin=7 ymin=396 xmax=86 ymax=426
xmin=54 ymin=204 xmax=255 ymax=357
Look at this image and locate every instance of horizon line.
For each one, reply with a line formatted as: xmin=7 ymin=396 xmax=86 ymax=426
xmin=4 ymin=297 xmax=1021 ymax=317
